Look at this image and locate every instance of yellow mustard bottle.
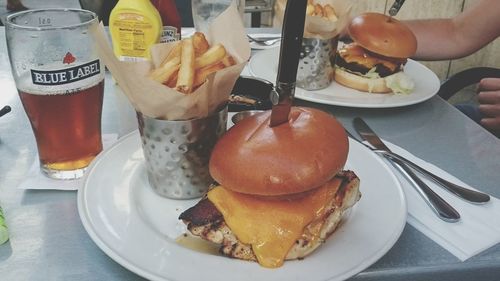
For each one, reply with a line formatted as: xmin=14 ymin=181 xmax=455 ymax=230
xmin=109 ymin=0 xmax=163 ymax=61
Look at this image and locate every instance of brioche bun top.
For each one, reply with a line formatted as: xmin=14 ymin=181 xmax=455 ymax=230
xmin=209 ymin=107 xmax=349 ymax=196
xmin=348 ymin=12 xmax=417 ymax=59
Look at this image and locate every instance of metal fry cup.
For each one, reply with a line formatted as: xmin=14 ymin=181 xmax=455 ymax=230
xmin=137 ymin=107 xmax=227 ymax=199
xmin=296 ymin=37 xmax=339 ymax=91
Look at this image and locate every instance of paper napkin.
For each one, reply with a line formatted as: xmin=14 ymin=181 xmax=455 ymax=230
xmin=384 ymin=141 xmax=500 ymax=261
xmin=17 ymin=134 xmax=118 ymax=191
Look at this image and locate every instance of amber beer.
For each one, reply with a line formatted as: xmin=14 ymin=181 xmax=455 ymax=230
xmin=16 ymin=56 xmax=105 ymax=179
xmin=18 ymin=80 xmax=104 ymax=173
xmin=6 ymin=9 xmax=105 ymax=179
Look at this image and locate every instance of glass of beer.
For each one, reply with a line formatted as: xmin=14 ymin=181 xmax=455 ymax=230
xmin=5 ymin=9 xmax=105 ymax=180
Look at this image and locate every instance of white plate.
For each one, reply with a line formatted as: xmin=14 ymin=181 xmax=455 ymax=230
xmin=249 ymin=47 xmax=441 ymax=108
xmin=78 ymin=131 xmax=407 ymax=281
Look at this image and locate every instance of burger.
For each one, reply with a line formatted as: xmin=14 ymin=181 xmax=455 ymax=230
xmin=179 ymin=107 xmax=361 ymax=268
xmin=333 ymin=12 xmax=417 ymax=94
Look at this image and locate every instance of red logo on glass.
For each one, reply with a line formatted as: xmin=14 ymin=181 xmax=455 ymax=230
xmin=63 ymin=52 xmax=76 ymax=64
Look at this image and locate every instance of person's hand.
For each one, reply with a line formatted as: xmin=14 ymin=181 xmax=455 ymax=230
xmin=478 ymin=77 xmax=500 ymax=136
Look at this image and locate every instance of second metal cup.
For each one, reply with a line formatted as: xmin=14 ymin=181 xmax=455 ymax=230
xmin=296 ymin=37 xmax=339 ymax=91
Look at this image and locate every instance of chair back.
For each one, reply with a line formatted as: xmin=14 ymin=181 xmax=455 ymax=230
xmin=438 ymin=67 xmax=500 ymax=100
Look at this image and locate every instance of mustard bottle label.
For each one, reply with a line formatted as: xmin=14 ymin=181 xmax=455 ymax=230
xmin=111 ymin=12 xmax=159 ymax=61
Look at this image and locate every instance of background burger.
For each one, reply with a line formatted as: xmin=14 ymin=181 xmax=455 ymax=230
xmin=179 ymin=107 xmax=361 ymax=268
xmin=334 ymin=12 xmax=417 ymax=94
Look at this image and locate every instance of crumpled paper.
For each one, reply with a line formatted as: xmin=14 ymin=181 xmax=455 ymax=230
xmin=274 ymin=0 xmax=352 ymax=39
xmin=90 ymin=3 xmax=250 ymax=121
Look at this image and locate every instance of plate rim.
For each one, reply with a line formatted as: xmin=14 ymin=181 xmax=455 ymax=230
xmin=248 ymin=46 xmax=440 ymax=108
xmin=77 ymin=131 xmax=166 ymax=281
xmin=77 ymin=131 xmax=407 ymax=281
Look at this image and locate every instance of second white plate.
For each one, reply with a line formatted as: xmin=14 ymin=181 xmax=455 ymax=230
xmin=249 ymin=47 xmax=441 ymax=108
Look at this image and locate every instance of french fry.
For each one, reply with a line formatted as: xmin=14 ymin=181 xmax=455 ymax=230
xmin=194 ymin=44 xmax=227 ymax=69
xmin=313 ymin=4 xmax=323 ymax=17
xmin=148 ymin=31 xmax=235 ymax=92
xmin=324 ymin=4 xmax=338 ymax=21
xmin=149 ymin=42 xmax=181 ymax=83
xmin=166 ymin=70 xmax=178 ymax=88
xmin=193 ymin=62 xmax=226 ymax=89
xmin=163 ymin=42 xmax=182 ymax=64
xmin=176 ymin=38 xmax=195 ymax=94
xmin=221 ymin=55 xmax=236 ymax=67
xmin=149 ymin=56 xmax=181 ymax=83
xmin=229 ymin=94 xmax=258 ymax=105
xmin=192 ymin=32 xmax=210 ymax=56
xmin=306 ymin=4 xmax=315 ymax=16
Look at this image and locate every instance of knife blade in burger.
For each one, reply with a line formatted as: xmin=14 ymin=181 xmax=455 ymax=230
xmin=334 ymin=12 xmax=417 ymax=94
xmin=179 ymin=107 xmax=361 ymax=268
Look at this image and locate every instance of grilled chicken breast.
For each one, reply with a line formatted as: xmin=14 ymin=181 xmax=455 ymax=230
xmin=179 ymin=170 xmax=361 ymax=262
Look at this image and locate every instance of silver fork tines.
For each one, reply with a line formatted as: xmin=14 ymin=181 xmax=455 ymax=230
xmin=247 ymin=34 xmax=281 ymax=46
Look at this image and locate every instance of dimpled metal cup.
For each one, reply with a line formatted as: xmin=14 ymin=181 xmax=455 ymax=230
xmin=296 ymin=37 xmax=339 ymax=91
xmin=137 ymin=107 xmax=227 ymax=199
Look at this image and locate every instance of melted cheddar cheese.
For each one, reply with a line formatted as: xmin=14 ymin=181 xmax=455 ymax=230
xmin=207 ymin=178 xmax=342 ymax=268
xmin=338 ymin=43 xmax=400 ymax=72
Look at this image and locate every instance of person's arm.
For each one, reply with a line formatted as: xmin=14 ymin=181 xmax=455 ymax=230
xmin=406 ymin=0 xmax=500 ymax=60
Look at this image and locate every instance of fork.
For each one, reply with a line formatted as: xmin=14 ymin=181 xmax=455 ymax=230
xmin=345 ymin=129 xmax=490 ymax=204
xmin=247 ymin=34 xmax=281 ymax=46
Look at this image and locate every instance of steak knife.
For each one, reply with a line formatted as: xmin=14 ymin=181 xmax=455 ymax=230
xmin=353 ymin=117 xmax=461 ymax=222
xmin=345 ymin=127 xmax=490 ymax=204
xmin=269 ymin=0 xmax=308 ymax=127
xmin=388 ymin=0 xmax=406 ymax=16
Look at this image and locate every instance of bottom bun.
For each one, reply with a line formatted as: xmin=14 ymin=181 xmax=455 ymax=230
xmin=334 ymin=67 xmax=392 ymax=94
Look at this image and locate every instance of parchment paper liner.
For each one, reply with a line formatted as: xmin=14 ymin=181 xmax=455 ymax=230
xmin=90 ymin=3 xmax=250 ymax=121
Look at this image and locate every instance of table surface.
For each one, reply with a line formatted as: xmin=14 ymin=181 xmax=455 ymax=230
xmin=1 ymin=27 xmax=500 ymax=281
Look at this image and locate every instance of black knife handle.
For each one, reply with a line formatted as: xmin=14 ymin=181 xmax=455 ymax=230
xmin=0 ymin=105 xmax=11 ymax=118
xmin=276 ymin=0 xmax=308 ymax=84
xmin=389 ymin=0 xmax=406 ymax=16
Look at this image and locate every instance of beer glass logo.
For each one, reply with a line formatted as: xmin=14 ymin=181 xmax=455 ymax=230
xmin=63 ymin=52 xmax=76 ymax=64
xmin=30 ymin=59 xmax=101 ymax=86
